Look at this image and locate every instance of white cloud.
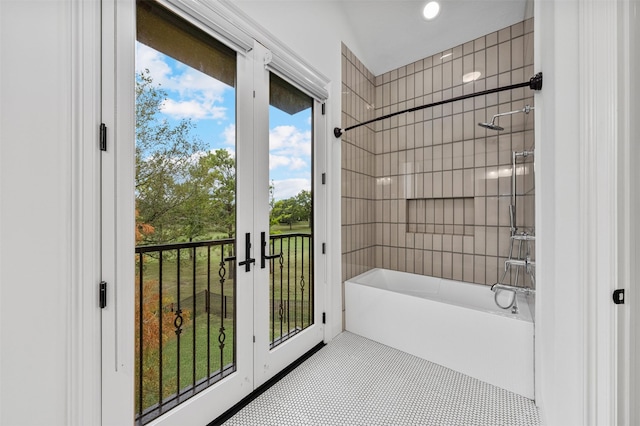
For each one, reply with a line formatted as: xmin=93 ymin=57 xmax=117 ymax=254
xmin=269 ymin=154 xmax=307 ymax=171
xmin=269 ymin=125 xmax=311 ymax=156
xmin=272 ymin=178 xmax=310 ymax=201
xmin=168 ymin=67 xmax=227 ymax=101
xmin=136 ymin=42 xmax=230 ymax=121
xmin=223 ymin=124 xmax=235 ymax=146
xmin=160 ymin=98 xmax=227 ymax=120
xmin=268 ymin=125 xmax=311 ymax=174
xmin=136 ymin=43 xmax=172 ymax=84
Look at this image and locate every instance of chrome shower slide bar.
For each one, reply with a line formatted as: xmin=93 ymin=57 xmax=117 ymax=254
xmin=510 ymin=149 xmax=535 ymax=235
xmin=333 ymin=72 xmax=543 ymax=138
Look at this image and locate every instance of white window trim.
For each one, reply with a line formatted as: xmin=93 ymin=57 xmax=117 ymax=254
xmin=158 ymin=0 xmax=330 ymax=101
xmin=154 ymin=0 xmax=254 ymax=54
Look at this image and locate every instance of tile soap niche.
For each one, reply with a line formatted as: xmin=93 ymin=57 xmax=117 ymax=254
xmin=407 ymin=197 xmax=475 ymax=235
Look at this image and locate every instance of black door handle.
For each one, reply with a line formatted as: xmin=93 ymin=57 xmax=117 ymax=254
xmin=261 ymin=231 xmax=281 ymax=269
xmin=238 ymin=233 xmax=255 ymax=272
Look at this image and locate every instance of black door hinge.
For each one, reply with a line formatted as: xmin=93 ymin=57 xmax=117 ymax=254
xmin=99 ymin=123 xmax=107 ymax=151
xmin=322 ymin=173 xmax=326 ymax=185
xmin=322 ymin=312 xmax=326 ymax=324
xmin=99 ymin=281 xmax=107 ymax=308
xmin=613 ymin=289 xmax=625 ymax=305
xmin=321 ymin=103 xmax=326 ymax=115
xmin=322 ymin=243 xmax=326 ymax=254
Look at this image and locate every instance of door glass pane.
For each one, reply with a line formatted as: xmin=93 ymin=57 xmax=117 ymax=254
xmin=135 ymin=2 xmax=236 ymax=423
xmin=268 ymin=73 xmax=314 ymax=349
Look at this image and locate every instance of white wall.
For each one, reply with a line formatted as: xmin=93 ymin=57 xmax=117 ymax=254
xmin=1 ymin=1 xmax=73 ymax=424
xmin=0 ymin=1 xmax=101 ymax=425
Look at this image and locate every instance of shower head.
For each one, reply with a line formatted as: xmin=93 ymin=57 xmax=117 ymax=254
xmin=478 ymin=121 xmax=504 ymax=131
xmin=478 ymin=105 xmax=534 ymax=132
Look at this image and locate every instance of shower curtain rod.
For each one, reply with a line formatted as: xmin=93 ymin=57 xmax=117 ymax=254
xmin=333 ymin=72 xmax=542 ymax=138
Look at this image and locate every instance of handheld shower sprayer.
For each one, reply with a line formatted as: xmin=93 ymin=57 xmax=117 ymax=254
xmin=478 ymin=105 xmax=534 ymax=131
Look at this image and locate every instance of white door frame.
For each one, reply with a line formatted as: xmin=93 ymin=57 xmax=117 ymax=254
xmin=618 ymin=1 xmax=639 ymax=424
xmin=100 ymin=3 xmax=329 ymax=423
xmin=578 ymin=0 xmax=619 ymax=424
xmin=578 ymin=0 xmax=638 ymax=424
xmin=101 ymin=3 xmax=259 ymax=424
xmin=67 ymin=0 xmax=103 ymax=424
xmin=101 ymin=0 xmax=136 ymax=424
xmin=535 ymin=0 xmax=632 ymax=424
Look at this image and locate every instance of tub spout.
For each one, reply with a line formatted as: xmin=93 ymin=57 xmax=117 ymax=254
xmin=491 ymin=284 xmax=517 ymax=311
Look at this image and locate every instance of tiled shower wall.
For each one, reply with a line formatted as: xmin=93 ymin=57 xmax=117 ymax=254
xmin=341 ymin=44 xmax=377 ymax=282
xmin=342 ymin=19 xmax=535 ymax=290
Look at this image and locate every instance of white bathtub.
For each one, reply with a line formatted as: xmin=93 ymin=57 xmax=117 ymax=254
xmin=345 ymin=268 xmax=534 ymax=399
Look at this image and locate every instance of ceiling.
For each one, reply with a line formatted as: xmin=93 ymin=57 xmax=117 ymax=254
xmin=337 ymin=0 xmax=531 ymax=75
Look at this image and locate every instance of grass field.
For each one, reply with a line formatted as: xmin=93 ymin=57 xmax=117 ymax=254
xmin=136 ymin=313 xmax=235 ymax=412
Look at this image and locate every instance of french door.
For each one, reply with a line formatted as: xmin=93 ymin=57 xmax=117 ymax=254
xmin=252 ymin=43 xmax=325 ymax=388
xmin=102 ymin=1 xmax=324 ymax=425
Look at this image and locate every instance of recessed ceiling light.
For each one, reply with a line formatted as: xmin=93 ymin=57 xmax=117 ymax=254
xmin=463 ymin=71 xmax=482 ymax=82
xmin=440 ymin=53 xmax=452 ymax=59
xmin=423 ymin=1 xmax=440 ymax=20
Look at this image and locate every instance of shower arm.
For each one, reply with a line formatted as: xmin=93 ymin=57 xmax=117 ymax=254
xmin=489 ymin=105 xmax=534 ymax=127
xmin=489 ymin=105 xmax=534 ymax=126
xmin=333 ymin=73 xmax=543 ymax=138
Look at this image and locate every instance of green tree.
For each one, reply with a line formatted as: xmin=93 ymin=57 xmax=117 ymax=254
xmin=269 ymin=180 xmax=279 ymax=228
xmin=187 ymin=149 xmax=236 ymax=238
xmin=294 ymin=190 xmax=312 ymax=223
xmin=135 ymin=69 xmax=209 ymax=244
xmin=271 ymin=197 xmax=296 ymax=229
xmin=270 ymin=189 xmax=312 ymax=230
xmin=171 ymin=168 xmax=210 ymax=242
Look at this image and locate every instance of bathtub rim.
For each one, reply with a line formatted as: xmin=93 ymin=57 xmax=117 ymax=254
xmin=345 ymin=267 xmax=534 ymax=323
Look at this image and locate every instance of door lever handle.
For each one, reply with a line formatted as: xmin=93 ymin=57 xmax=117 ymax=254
xmin=238 ymin=233 xmax=255 ymax=272
xmin=261 ymin=231 xmax=281 ymax=269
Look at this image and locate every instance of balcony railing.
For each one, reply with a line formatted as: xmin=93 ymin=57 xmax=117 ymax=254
xmin=134 ymin=233 xmax=313 ymax=425
xmin=268 ymin=233 xmax=314 ymax=349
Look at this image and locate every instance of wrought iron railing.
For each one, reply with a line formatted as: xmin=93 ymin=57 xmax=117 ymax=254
xmin=134 ymin=233 xmax=313 ymax=425
xmin=268 ymin=233 xmax=314 ymax=349
xmin=134 ymin=238 xmax=236 ymax=425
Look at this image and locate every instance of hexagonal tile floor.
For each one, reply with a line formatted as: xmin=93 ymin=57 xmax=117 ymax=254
xmin=223 ymin=332 xmax=540 ymax=425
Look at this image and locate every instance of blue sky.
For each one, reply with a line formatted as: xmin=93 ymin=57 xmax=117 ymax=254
xmin=135 ymin=42 xmax=312 ymax=201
